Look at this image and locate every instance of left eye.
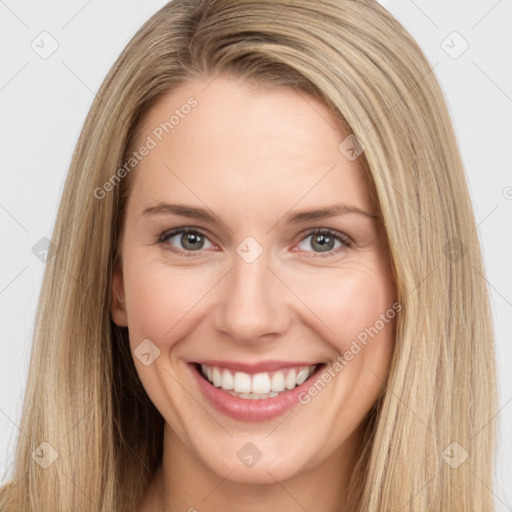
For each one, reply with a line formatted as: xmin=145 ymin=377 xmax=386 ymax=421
xmin=158 ymin=227 xmax=352 ymax=258
xmin=295 ymin=228 xmax=351 ymax=256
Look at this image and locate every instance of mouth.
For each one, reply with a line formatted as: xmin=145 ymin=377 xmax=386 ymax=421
xmin=191 ymin=361 xmax=326 ymax=400
xmin=188 ymin=360 xmax=327 ymax=421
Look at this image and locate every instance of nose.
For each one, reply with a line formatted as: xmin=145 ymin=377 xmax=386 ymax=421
xmin=212 ymin=246 xmax=291 ymax=345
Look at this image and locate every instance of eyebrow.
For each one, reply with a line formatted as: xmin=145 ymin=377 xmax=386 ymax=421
xmin=141 ymin=202 xmax=378 ymax=223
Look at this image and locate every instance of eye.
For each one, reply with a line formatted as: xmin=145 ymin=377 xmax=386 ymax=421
xmin=295 ymin=228 xmax=352 ymax=257
xmin=158 ymin=227 xmax=352 ymax=258
xmin=158 ymin=227 xmax=214 ymax=257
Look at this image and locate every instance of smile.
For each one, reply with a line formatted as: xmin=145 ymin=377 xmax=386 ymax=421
xmin=189 ymin=360 xmax=326 ymax=421
xmin=199 ymin=363 xmax=317 ymax=399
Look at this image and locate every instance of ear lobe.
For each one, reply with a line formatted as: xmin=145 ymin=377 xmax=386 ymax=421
xmin=111 ymin=267 xmax=128 ymax=327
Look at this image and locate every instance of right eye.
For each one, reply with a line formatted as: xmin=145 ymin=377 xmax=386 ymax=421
xmin=159 ymin=227 xmax=215 ymax=257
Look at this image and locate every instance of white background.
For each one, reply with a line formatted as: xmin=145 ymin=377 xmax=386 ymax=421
xmin=0 ymin=0 xmax=511 ymax=509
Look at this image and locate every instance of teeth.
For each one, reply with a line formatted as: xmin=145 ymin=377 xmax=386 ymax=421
xmin=199 ymin=363 xmax=317 ymax=398
xmin=296 ymin=368 xmax=310 ymax=385
xmin=212 ymin=367 xmax=222 ymax=387
xmin=270 ymin=371 xmax=285 ymax=392
xmin=227 ymin=391 xmax=280 ymax=399
xmin=221 ymin=369 xmax=234 ymax=390
xmin=252 ymin=373 xmax=271 ymax=394
xmin=285 ymin=369 xmax=296 ymax=390
xmin=234 ymin=372 xmax=252 ymax=393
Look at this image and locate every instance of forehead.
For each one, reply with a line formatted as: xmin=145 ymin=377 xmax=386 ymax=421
xmin=127 ymin=75 xmax=372 ymax=215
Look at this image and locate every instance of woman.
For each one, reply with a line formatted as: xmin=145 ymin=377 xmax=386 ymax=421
xmin=0 ymin=0 xmax=498 ymax=510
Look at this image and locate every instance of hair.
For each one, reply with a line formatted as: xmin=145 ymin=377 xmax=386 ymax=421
xmin=0 ymin=0 xmax=498 ymax=510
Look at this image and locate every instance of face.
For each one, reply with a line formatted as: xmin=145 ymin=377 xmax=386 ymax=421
xmin=111 ymin=74 xmax=397 ymax=484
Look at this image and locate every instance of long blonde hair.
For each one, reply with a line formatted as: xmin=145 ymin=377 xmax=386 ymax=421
xmin=0 ymin=0 xmax=497 ymax=510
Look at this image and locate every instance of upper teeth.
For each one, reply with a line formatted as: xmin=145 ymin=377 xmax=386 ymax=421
xmin=200 ymin=364 xmax=317 ymax=394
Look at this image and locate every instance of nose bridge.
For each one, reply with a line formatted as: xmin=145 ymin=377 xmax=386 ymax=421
xmin=213 ymin=238 xmax=288 ymax=342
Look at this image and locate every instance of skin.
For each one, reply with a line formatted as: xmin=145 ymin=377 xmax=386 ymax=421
xmin=111 ymin=74 xmax=397 ymax=512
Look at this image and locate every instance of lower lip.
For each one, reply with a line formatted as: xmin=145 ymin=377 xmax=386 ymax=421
xmin=189 ymin=363 xmax=324 ymax=422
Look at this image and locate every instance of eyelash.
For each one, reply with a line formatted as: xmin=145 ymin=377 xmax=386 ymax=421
xmin=157 ymin=227 xmax=352 ymax=258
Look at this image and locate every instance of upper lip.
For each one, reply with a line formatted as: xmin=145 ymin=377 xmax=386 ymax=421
xmin=192 ymin=360 xmax=323 ymax=374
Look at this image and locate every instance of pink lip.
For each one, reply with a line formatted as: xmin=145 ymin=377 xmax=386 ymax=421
xmin=193 ymin=359 xmax=317 ymax=373
xmin=189 ymin=362 xmax=325 ymax=422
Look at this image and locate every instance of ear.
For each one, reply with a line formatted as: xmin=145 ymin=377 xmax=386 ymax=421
xmin=111 ymin=265 xmax=128 ymax=327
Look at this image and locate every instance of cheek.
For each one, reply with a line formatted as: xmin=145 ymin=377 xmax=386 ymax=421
xmin=122 ymin=252 xmax=226 ymax=353
xmin=122 ymin=256 xmax=195 ymax=345
xmin=295 ymin=266 xmax=396 ymax=348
